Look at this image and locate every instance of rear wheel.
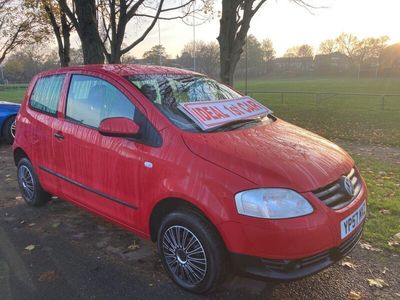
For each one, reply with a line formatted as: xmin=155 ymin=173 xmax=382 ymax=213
xmin=17 ymin=158 xmax=50 ymax=206
xmin=2 ymin=116 xmax=16 ymax=145
xmin=157 ymin=209 xmax=227 ymax=294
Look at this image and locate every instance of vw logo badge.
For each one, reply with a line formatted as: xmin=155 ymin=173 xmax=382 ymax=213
xmin=341 ymin=176 xmax=354 ymax=197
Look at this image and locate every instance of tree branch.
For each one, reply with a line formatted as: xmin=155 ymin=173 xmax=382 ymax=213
xmin=57 ymin=0 xmax=79 ymax=31
xmin=121 ymin=0 xmax=165 ymax=55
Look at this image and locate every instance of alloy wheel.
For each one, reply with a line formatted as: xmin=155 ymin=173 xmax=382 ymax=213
xmin=162 ymin=225 xmax=207 ymax=285
xmin=10 ymin=120 xmax=16 ymax=138
xmin=18 ymin=165 xmax=35 ymax=201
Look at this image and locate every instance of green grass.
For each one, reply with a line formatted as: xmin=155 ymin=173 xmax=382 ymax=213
xmin=236 ymin=78 xmax=400 ymax=94
xmin=235 ymin=78 xmax=400 ymax=146
xmin=0 ymin=86 xmax=27 ymax=103
xmin=354 ymin=155 xmax=400 ymax=252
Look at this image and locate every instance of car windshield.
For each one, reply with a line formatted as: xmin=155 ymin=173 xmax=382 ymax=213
xmin=127 ymin=74 xmax=247 ymax=132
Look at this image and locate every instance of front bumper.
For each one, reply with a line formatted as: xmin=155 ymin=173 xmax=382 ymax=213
xmin=231 ymin=223 xmax=363 ymax=281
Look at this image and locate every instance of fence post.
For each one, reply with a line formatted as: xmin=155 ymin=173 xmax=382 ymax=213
xmin=315 ymin=93 xmax=319 ymax=105
xmin=281 ymin=92 xmax=284 ymax=104
xmin=381 ymin=95 xmax=385 ymax=110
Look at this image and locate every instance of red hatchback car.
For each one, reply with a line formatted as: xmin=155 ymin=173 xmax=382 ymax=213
xmin=13 ymin=65 xmax=367 ymax=294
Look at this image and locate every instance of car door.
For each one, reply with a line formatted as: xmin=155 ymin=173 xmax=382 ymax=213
xmin=52 ymin=74 xmax=155 ymax=227
xmin=25 ymin=74 xmax=66 ymax=195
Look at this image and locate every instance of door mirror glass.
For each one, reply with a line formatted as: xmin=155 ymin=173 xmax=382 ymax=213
xmin=98 ymin=117 xmax=140 ymax=138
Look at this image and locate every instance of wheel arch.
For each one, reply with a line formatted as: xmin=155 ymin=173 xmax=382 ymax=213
xmin=13 ymin=147 xmax=29 ymax=166
xmin=149 ymin=197 xmax=226 ymax=247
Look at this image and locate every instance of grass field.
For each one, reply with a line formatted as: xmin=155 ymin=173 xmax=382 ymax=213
xmin=236 ymin=78 xmax=400 ymax=147
xmin=0 ymin=86 xmax=26 ymax=102
xmin=354 ymin=155 xmax=400 ymax=252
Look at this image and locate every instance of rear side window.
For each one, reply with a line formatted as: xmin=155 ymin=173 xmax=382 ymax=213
xmin=66 ymin=75 xmax=136 ymax=128
xmin=30 ymin=75 xmax=65 ymax=115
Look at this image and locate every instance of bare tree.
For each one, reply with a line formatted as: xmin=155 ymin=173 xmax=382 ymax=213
xmin=181 ymin=41 xmax=220 ymax=77
xmin=335 ymin=33 xmax=359 ymax=63
xmin=0 ymin=1 xmax=45 ymax=65
xmin=261 ymin=38 xmax=275 ymax=62
xmin=58 ymin=0 xmax=105 ymax=64
xmin=56 ymin=0 xmax=211 ymax=64
xmin=217 ymin=0 xmax=316 ymax=85
xmin=355 ymin=36 xmax=389 ymax=78
xmin=336 ymin=33 xmax=389 ymax=78
xmin=318 ymin=39 xmax=337 ymax=54
xmin=298 ymin=44 xmax=313 ymax=57
xmin=41 ymin=1 xmax=73 ymax=67
xmin=25 ymin=0 xmax=73 ymax=67
xmin=97 ymin=0 xmax=212 ymax=64
xmin=284 ymin=44 xmax=313 ymax=57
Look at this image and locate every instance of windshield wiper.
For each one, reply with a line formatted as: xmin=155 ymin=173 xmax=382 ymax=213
xmin=206 ymin=117 xmax=263 ymax=133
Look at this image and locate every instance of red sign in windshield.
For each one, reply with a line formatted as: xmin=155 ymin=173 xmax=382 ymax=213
xmin=178 ymin=96 xmax=272 ymax=130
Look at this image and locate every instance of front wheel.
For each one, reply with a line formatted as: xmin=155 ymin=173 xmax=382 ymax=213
xmin=157 ymin=209 xmax=227 ymax=294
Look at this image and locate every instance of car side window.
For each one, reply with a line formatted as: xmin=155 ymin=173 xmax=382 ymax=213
xmin=66 ymin=75 xmax=136 ymax=128
xmin=30 ymin=75 xmax=65 ymax=115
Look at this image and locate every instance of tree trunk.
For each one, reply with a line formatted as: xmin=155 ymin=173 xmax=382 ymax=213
xmin=217 ymin=0 xmax=259 ymax=86
xmin=42 ymin=2 xmax=71 ymax=67
xmin=60 ymin=12 xmax=70 ymax=67
xmin=74 ymin=0 xmax=104 ymax=64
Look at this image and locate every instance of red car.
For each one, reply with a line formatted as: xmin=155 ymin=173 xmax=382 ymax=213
xmin=13 ymin=65 xmax=367 ymax=294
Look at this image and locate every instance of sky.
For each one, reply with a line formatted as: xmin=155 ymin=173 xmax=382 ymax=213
xmin=117 ymin=0 xmax=400 ymax=59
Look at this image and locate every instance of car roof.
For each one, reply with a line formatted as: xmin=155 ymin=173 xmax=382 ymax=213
xmin=40 ymin=64 xmax=203 ymax=77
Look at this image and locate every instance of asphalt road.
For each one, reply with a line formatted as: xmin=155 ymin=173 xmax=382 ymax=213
xmin=1 ymin=144 xmax=399 ymax=300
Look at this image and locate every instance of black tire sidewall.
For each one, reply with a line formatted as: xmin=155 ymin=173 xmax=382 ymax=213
xmin=157 ymin=210 xmax=224 ymax=294
xmin=2 ymin=116 xmax=16 ymax=145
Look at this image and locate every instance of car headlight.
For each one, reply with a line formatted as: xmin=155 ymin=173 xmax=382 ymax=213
xmin=234 ymin=188 xmax=313 ymax=219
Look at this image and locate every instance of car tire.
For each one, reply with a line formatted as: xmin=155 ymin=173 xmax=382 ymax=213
xmin=157 ymin=209 xmax=227 ymax=294
xmin=17 ymin=158 xmax=51 ymax=207
xmin=2 ymin=116 xmax=16 ymax=145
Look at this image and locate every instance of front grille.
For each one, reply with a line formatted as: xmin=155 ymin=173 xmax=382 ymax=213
xmin=313 ymin=168 xmax=362 ymax=210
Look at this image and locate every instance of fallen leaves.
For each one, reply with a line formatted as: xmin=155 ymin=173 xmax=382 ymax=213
xmin=394 ymin=233 xmax=400 ymax=242
xmin=24 ymin=244 xmax=35 ymax=251
xmin=341 ymin=261 xmax=357 ymax=270
xmin=367 ymin=278 xmax=388 ymax=289
xmin=388 ymin=233 xmax=400 ymax=247
xmin=52 ymin=222 xmax=61 ymax=228
xmin=359 ymin=242 xmax=382 ymax=252
xmin=379 ymin=209 xmax=391 ymax=215
xmin=38 ymin=271 xmax=58 ymax=282
xmin=127 ymin=240 xmax=140 ymax=251
xmin=348 ymin=290 xmax=362 ymax=300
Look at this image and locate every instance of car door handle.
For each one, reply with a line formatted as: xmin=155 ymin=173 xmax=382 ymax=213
xmin=54 ymin=132 xmax=64 ymax=140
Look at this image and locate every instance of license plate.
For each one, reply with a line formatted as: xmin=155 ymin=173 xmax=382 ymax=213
xmin=340 ymin=201 xmax=366 ymax=239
